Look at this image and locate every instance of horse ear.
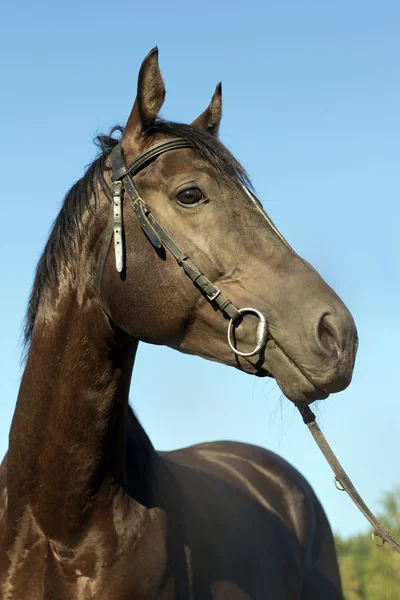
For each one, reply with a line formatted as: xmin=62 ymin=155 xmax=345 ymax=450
xmin=191 ymin=83 xmax=222 ymax=136
xmin=122 ymin=48 xmax=165 ymax=152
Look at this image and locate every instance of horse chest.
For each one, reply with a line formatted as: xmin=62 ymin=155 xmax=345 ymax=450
xmin=0 ymin=498 xmax=175 ymax=600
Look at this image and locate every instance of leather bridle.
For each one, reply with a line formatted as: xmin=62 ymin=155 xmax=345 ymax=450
xmin=96 ymin=138 xmax=268 ymax=358
xmin=96 ymin=137 xmax=400 ymax=554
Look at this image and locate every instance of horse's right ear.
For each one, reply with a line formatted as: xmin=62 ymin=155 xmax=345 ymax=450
xmin=122 ymin=48 xmax=165 ymax=157
xmin=191 ymin=83 xmax=222 ymax=136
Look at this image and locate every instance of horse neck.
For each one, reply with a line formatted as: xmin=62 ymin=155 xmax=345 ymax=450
xmin=7 ymin=206 xmax=156 ymax=544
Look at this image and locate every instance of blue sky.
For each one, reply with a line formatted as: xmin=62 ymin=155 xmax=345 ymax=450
xmin=1 ymin=1 xmax=399 ymax=539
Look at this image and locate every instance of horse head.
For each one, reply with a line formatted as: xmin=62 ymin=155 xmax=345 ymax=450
xmin=99 ymin=48 xmax=358 ymax=405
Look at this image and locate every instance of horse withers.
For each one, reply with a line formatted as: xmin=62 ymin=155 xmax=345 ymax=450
xmin=0 ymin=49 xmax=357 ymax=599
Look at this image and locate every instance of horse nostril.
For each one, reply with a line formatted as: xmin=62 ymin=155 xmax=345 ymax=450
xmin=317 ymin=314 xmax=339 ymax=359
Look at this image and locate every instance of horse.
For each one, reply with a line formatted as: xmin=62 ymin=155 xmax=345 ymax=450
xmin=0 ymin=48 xmax=358 ymax=599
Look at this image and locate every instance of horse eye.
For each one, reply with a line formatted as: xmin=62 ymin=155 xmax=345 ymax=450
xmin=176 ymin=188 xmax=206 ymax=207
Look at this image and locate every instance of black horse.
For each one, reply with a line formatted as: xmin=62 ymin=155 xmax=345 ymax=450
xmin=0 ymin=49 xmax=357 ymax=598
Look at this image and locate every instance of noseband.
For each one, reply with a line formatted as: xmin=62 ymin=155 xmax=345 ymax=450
xmin=96 ymin=138 xmax=268 ymax=358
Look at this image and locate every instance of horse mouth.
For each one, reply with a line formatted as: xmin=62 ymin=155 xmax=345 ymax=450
xmin=250 ymin=340 xmax=330 ymax=404
xmin=254 ymin=367 xmax=273 ymax=378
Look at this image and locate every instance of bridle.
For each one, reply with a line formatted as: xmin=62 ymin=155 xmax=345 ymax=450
xmin=96 ymin=138 xmax=268 ymax=358
xmin=96 ymin=137 xmax=400 ymax=555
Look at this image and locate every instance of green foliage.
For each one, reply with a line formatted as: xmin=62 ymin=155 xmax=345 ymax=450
xmin=335 ymin=490 xmax=400 ymax=599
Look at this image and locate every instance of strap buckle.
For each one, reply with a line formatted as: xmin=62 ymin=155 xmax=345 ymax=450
xmin=207 ymin=288 xmax=221 ymax=302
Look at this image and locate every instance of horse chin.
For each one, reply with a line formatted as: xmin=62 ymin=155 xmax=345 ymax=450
xmin=273 ymin=371 xmax=329 ymax=404
xmin=245 ymin=340 xmax=330 ymax=404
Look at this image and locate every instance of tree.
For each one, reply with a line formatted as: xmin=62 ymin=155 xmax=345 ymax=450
xmin=335 ymin=489 xmax=400 ymax=599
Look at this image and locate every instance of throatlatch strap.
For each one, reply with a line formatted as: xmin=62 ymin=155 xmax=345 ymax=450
xmin=298 ymin=405 xmax=400 ymax=554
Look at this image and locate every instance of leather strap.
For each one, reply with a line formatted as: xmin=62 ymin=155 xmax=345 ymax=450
xmin=112 ymin=181 xmax=124 ymax=272
xmin=298 ymin=405 xmax=400 ymax=553
xmin=142 ymin=206 xmax=241 ymax=321
xmin=112 ymin=139 xmax=192 ymax=181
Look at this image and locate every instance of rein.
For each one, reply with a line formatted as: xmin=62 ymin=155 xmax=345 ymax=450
xmin=96 ymin=137 xmax=400 ymax=554
xmin=298 ymin=404 xmax=400 ymax=553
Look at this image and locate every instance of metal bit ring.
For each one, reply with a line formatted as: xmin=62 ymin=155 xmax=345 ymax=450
xmin=227 ymin=308 xmax=268 ymax=358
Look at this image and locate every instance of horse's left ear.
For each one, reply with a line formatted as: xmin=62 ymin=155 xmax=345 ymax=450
xmin=122 ymin=48 xmax=165 ymax=157
xmin=191 ymin=83 xmax=222 ymax=136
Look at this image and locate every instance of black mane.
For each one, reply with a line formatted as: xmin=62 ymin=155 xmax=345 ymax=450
xmin=24 ymin=121 xmax=251 ymax=347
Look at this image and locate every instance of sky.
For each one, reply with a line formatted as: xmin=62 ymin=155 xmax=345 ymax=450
xmin=0 ymin=1 xmax=399 ymax=540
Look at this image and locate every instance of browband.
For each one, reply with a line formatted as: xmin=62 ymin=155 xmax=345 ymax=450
xmin=112 ymin=139 xmax=192 ymax=182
